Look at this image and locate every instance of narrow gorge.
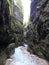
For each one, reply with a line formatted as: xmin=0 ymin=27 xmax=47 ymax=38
xmin=0 ymin=0 xmax=49 ymax=65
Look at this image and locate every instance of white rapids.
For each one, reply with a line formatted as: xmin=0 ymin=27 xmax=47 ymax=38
xmin=10 ymin=46 xmax=37 ymax=65
xmin=5 ymin=46 xmax=48 ymax=65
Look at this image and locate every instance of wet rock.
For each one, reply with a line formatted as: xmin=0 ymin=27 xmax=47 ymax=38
xmin=0 ymin=49 xmax=7 ymax=65
xmin=6 ymin=43 xmax=15 ymax=58
xmin=5 ymin=59 xmax=12 ymax=65
xmin=0 ymin=43 xmax=15 ymax=65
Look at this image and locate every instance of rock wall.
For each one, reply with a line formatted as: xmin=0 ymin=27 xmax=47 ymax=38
xmin=0 ymin=0 xmax=14 ymax=65
xmin=0 ymin=0 xmax=23 ymax=65
xmin=11 ymin=0 xmax=23 ymax=23
xmin=10 ymin=0 xmax=23 ymax=47
xmin=27 ymin=0 xmax=49 ymax=61
xmin=0 ymin=0 xmax=23 ymax=47
xmin=0 ymin=0 xmax=11 ymax=47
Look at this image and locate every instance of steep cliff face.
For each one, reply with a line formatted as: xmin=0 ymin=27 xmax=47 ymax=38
xmin=0 ymin=0 xmax=11 ymax=47
xmin=27 ymin=0 xmax=49 ymax=61
xmin=11 ymin=0 xmax=23 ymax=23
xmin=0 ymin=0 xmax=23 ymax=64
xmin=11 ymin=0 xmax=23 ymax=47
xmin=0 ymin=0 xmax=14 ymax=64
xmin=0 ymin=0 xmax=23 ymax=47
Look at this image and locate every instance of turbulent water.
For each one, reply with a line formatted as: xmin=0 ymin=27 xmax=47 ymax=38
xmin=10 ymin=46 xmax=37 ymax=65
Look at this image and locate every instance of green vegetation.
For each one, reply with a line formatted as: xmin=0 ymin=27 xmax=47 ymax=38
xmin=7 ymin=0 xmax=11 ymax=5
xmin=7 ymin=0 xmax=23 ymax=47
xmin=11 ymin=21 xmax=24 ymax=46
xmin=7 ymin=0 xmax=12 ymax=15
xmin=0 ymin=0 xmax=23 ymax=47
xmin=0 ymin=0 xmax=23 ymax=64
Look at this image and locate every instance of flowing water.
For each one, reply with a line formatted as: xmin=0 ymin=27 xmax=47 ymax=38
xmin=10 ymin=46 xmax=37 ymax=65
xmin=5 ymin=46 xmax=48 ymax=65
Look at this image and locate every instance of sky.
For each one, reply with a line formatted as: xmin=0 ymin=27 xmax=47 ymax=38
xmin=21 ymin=0 xmax=31 ymax=25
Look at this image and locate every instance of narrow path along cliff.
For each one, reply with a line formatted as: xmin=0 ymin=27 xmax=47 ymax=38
xmin=5 ymin=46 xmax=48 ymax=65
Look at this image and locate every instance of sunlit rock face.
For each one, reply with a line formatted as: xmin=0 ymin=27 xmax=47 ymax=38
xmin=26 ymin=0 xmax=49 ymax=61
xmin=13 ymin=5 xmax=23 ymax=22
xmin=11 ymin=0 xmax=23 ymax=23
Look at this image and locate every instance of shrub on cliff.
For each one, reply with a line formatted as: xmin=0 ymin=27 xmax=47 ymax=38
xmin=11 ymin=21 xmax=23 ymax=47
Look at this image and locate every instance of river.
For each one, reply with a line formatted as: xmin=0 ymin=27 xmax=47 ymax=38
xmin=5 ymin=46 xmax=48 ymax=65
xmin=10 ymin=46 xmax=37 ymax=65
